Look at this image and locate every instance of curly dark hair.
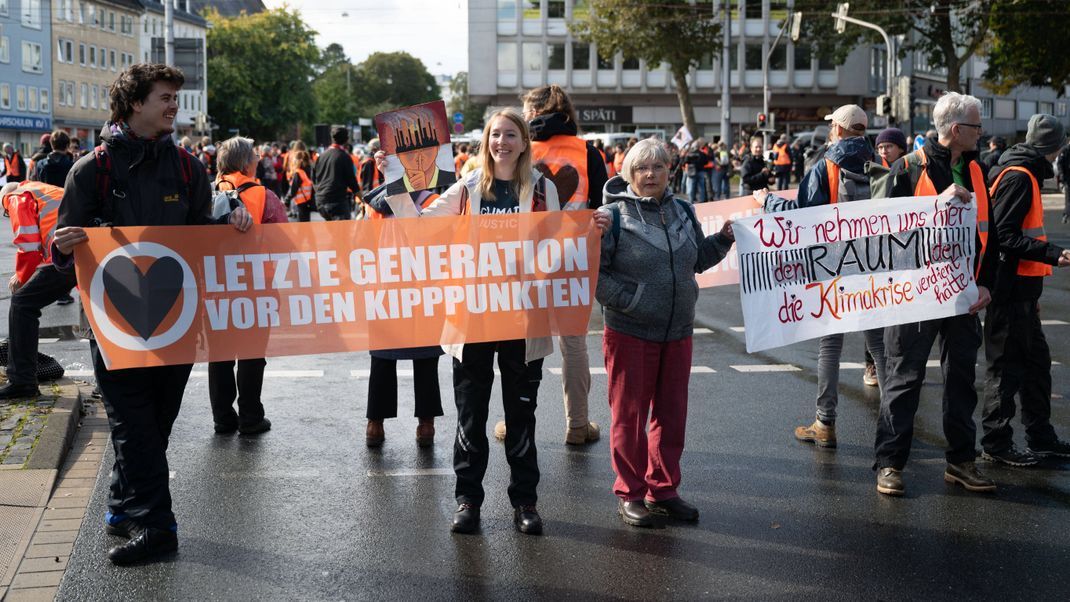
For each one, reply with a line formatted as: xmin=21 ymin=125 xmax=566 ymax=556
xmin=109 ymin=63 xmax=185 ymax=123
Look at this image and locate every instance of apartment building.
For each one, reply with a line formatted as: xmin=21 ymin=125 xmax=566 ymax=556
xmin=139 ymin=0 xmax=207 ymax=139
xmin=51 ymin=0 xmax=142 ymax=147
xmin=0 ymin=0 xmax=54 ymax=154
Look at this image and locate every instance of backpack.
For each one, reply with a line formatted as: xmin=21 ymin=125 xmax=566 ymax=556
xmin=94 ymin=144 xmax=195 ymax=224
xmin=835 ymin=166 xmax=871 ymax=204
xmin=211 ymin=181 xmax=258 ymax=220
xmin=605 ymin=197 xmax=700 ymax=244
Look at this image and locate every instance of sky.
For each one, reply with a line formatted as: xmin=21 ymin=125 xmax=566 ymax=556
xmin=262 ymin=0 xmax=469 ymax=78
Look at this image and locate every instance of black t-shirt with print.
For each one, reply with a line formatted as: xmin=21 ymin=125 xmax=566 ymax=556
xmin=480 ymin=179 xmax=521 ymax=214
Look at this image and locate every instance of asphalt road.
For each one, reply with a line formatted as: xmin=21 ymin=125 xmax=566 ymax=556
xmin=36 ymin=211 xmax=1070 ymax=601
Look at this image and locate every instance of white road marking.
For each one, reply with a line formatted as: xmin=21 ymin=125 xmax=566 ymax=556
xmin=367 ymin=468 xmax=453 ymax=477
xmin=351 ymin=369 xmax=501 ymax=378
xmin=730 ymin=327 xmax=745 ymax=333
xmin=186 ymin=370 xmax=322 ymax=378
xmin=38 ymin=338 xmax=60 ymax=344
xmin=925 ymin=360 xmax=941 ymax=368
xmin=65 ymin=370 xmax=94 ymax=378
xmin=1041 ymin=319 xmax=1068 ymax=325
xmin=693 ymin=328 xmax=714 ymax=334
xmin=169 ymin=471 xmax=176 ymax=479
xmin=839 ymin=362 xmax=867 ymax=370
xmin=730 ymin=364 xmax=800 ymax=373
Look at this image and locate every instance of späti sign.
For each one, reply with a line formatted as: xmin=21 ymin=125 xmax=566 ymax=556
xmin=74 ymin=212 xmax=600 ymax=369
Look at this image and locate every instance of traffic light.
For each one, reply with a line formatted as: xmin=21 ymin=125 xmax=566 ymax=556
xmin=757 ymin=113 xmax=767 ymax=129
xmin=876 ymin=95 xmax=892 ymax=117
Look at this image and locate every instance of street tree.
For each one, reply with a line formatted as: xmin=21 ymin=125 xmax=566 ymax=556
xmin=313 ymin=44 xmax=363 ymax=126
xmin=446 ymin=72 xmax=487 ymax=130
xmin=354 ymin=52 xmax=439 ymax=117
xmin=570 ymin=0 xmax=720 ymax=137
xmin=205 ymin=7 xmax=319 ymax=141
xmin=982 ymin=0 xmax=1070 ymax=95
xmin=795 ymin=0 xmax=995 ymax=93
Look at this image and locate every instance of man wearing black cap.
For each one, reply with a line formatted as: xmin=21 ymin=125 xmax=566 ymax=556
xmin=981 ymin=114 xmax=1070 ymax=467
xmin=312 ymin=126 xmax=361 ymax=220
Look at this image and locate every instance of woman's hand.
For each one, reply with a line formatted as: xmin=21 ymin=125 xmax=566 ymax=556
xmin=53 ymin=226 xmax=88 ymax=255
xmin=230 ymin=206 xmax=253 ymax=232
xmin=593 ymin=211 xmax=611 ymax=233
xmin=720 ymin=219 xmax=735 ymax=241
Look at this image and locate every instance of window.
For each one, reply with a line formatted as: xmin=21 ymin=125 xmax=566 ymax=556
xmin=79 ymin=1 xmax=85 ymax=23
xmin=523 ymin=0 xmax=540 ymax=19
xmin=144 ymin=14 xmax=148 ymax=33
xmin=57 ymin=80 xmax=66 ymax=106
xmin=81 ymin=83 xmax=88 ymax=108
xmin=0 ymin=35 xmax=9 ymax=64
xmin=122 ymin=15 xmax=133 ymax=35
xmin=1057 ymin=102 xmax=1068 ymax=117
xmin=793 ymin=45 xmax=812 ymax=69
xmin=1039 ymin=101 xmax=1054 ymax=115
xmin=101 ymin=86 xmax=109 ymax=110
xmin=91 ymin=84 xmax=98 ymax=109
xmin=818 ymin=52 xmax=837 ymax=70
xmin=0 ymin=84 xmax=9 ymax=109
xmin=497 ymin=42 xmax=517 ymax=72
xmin=0 ymin=0 xmax=7 ymax=16
xmin=769 ymin=45 xmax=787 ymax=70
xmin=573 ymin=0 xmax=589 ymax=18
xmin=980 ymin=97 xmax=993 ymax=119
xmin=22 ymin=0 xmax=42 ymax=29
xmin=547 ymin=0 xmax=564 ymax=18
xmin=58 ymin=0 xmax=68 ymax=20
xmin=65 ymin=82 xmax=75 ymax=107
xmin=744 ymin=43 xmax=763 ymax=70
xmin=522 ymin=42 xmax=542 ymax=71
xmin=109 ymin=11 xmax=116 ymax=31
xmin=622 ymin=56 xmax=639 ymax=70
xmin=16 ymin=85 xmax=26 ymax=111
xmin=110 ymin=49 xmax=116 ymax=71
xmin=89 ymin=46 xmax=96 ymax=68
xmin=21 ymin=41 xmax=42 ymax=73
xmin=57 ymin=38 xmax=74 ymax=63
xmin=28 ymin=86 xmax=38 ymax=111
xmin=40 ymin=88 xmax=49 ymax=112
xmin=769 ymin=0 xmax=790 ymax=20
xmin=597 ymin=50 xmax=614 ymax=70
xmin=572 ymin=43 xmax=590 ymax=70
xmin=548 ymin=43 xmax=565 ymax=70
xmin=79 ymin=43 xmax=86 ymax=65
xmin=698 ymin=52 xmax=714 ymax=70
xmin=745 ymin=0 xmax=763 ymax=19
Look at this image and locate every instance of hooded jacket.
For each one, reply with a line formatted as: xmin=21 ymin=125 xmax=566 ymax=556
xmin=596 ymin=176 xmax=733 ymax=342
xmin=763 ymin=135 xmax=872 ymax=212
xmin=528 ymin=112 xmax=608 ymax=208
xmin=31 ymin=151 xmax=74 ymax=187
xmin=988 ymin=144 xmax=1065 ymax=302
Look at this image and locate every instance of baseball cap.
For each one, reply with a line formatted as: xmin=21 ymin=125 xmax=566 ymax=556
xmin=824 ymin=104 xmax=868 ymax=133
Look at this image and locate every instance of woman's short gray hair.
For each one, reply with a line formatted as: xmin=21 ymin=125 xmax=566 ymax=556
xmin=621 ymin=138 xmax=671 ymax=185
xmin=216 ymin=136 xmax=257 ymax=175
xmin=933 ymin=92 xmax=983 ymax=139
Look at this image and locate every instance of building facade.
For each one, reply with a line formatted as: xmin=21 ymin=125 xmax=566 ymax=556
xmin=0 ymin=0 xmax=54 ymax=154
xmin=139 ymin=0 xmax=207 ymax=140
xmin=469 ymin=0 xmax=1069 ymax=142
xmin=51 ymin=0 xmax=142 ymax=148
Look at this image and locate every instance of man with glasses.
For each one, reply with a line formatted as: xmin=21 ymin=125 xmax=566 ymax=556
xmin=870 ymin=92 xmax=999 ymax=496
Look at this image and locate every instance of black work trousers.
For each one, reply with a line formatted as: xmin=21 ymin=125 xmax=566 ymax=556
xmin=453 ymin=340 xmax=542 ymax=508
xmin=208 ymin=358 xmax=267 ymax=429
xmin=92 ymin=340 xmax=191 ymax=529
xmin=6 ymin=265 xmax=77 ymax=385
xmin=981 ymin=301 xmax=1057 ymax=452
xmin=366 ymin=355 xmax=443 ymax=420
xmin=875 ymin=314 xmax=982 ymax=469
xmin=296 ymin=202 xmax=312 ymax=222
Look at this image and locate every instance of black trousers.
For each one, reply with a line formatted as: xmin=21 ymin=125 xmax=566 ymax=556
xmin=981 ymin=301 xmax=1057 ymax=452
xmin=366 ymin=355 xmax=443 ymax=420
xmin=875 ymin=314 xmax=982 ymax=469
xmin=296 ymin=202 xmax=312 ymax=222
xmin=6 ymin=265 xmax=78 ymax=385
xmin=453 ymin=340 xmax=542 ymax=507
xmin=92 ymin=340 xmax=192 ymax=529
xmin=208 ymin=358 xmax=267 ymax=428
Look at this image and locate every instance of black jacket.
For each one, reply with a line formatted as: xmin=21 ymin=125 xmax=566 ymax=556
xmin=988 ymin=144 xmax=1064 ymax=302
xmin=529 ymin=113 xmax=608 ymax=208
xmin=32 ymin=151 xmax=74 ymax=187
xmin=739 ymin=153 xmax=770 ymax=192
xmin=54 ymin=125 xmax=213 ymax=266
xmin=879 ymin=138 xmax=998 ymax=289
xmin=313 ymin=146 xmax=360 ymax=215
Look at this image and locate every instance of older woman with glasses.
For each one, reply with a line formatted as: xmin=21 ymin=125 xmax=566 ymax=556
xmin=597 ymin=138 xmax=735 ymax=528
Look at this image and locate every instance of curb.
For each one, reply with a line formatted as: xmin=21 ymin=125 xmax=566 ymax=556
xmin=25 ymin=379 xmax=84 ymax=471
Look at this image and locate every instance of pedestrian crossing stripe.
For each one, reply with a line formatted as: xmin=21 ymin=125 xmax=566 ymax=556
xmin=1041 ymin=320 xmax=1068 ymax=325
xmin=730 ymin=364 xmax=800 ymax=372
xmin=730 ymin=327 xmax=745 ymax=332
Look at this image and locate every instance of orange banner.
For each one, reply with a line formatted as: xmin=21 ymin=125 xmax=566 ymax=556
xmin=73 ymin=212 xmax=600 ymax=370
xmin=693 ymin=190 xmax=795 ymax=288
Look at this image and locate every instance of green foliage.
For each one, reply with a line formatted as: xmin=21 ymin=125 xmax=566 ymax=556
xmin=313 ymin=44 xmax=363 ymax=125
xmin=311 ymin=50 xmax=439 ymax=127
xmin=983 ymin=0 xmax=1070 ymax=95
xmin=206 ymin=7 xmax=319 ymax=142
xmin=570 ymin=0 xmax=720 ymax=134
xmin=446 ymin=72 xmax=487 ymax=130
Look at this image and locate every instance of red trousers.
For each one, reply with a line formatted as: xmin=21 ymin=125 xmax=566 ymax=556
xmin=603 ymin=326 xmax=692 ymax=502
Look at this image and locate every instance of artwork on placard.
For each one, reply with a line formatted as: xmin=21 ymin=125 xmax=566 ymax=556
xmin=375 ymin=100 xmax=456 ymax=195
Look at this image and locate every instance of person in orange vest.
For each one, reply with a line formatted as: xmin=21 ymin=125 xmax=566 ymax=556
xmin=0 ymin=181 xmax=77 ymax=399
xmin=2 ymin=143 xmax=26 ymax=183
xmin=209 ymin=137 xmax=289 ymax=436
xmin=980 ymin=114 xmax=1070 ymax=465
xmin=772 ymin=134 xmax=793 ymax=191
xmin=282 ymin=149 xmax=315 ymax=221
xmin=359 ymin=138 xmax=384 ymax=197
xmin=871 ymin=92 xmax=998 ymax=497
xmin=612 ymin=142 xmax=625 ymax=175
xmin=454 ymin=143 xmax=470 ymax=174
xmin=874 ymin=127 xmax=908 ymax=169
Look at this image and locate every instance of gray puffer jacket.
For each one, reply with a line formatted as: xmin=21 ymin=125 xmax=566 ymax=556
xmin=596 ymin=176 xmax=733 ymax=342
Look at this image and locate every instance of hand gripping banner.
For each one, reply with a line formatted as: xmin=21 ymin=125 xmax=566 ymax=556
xmin=733 ymin=193 xmax=978 ymax=353
xmin=73 ymin=212 xmax=600 ymax=369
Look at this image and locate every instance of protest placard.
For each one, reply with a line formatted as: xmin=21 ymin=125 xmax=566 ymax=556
xmin=73 ymin=212 xmax=600 ymax=369
xmin=733 ymin=193 xmax=978 ymax=352
xmin=692 ymin=190 xmax=794 ymax=288
xmin=375 ymin=100 xmax=456 ymax=195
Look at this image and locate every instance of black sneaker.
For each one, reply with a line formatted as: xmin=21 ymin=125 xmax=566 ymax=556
xmin=1028 ymin=438 xmax=1070 ymax=459
xmin=981 ymin=446 xmax=1039 ymax=467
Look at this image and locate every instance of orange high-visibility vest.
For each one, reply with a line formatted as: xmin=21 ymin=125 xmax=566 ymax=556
xmin=989 ymin=166 xmax=1052 ymax=277
xmin=911 ymin=148 xmax=990 ymax=279
xmin=531 ymin=135 xmax=589 ymax=210
xmin=291 ymin=168 xmax=313 ymax=205
xmin=360 ymin=157 xmax=382 ymax=188
xmin=4 ymin=152 xmax=23 ymax=178
xmin=217 ymin=172 xmax=266 ymax=224
xmin=454 ymin=152 xmax=469 ymax=174
xmin=1 ymin=181 xmax=63 ymax=282
xmin=774 ymin=143 xmax=792 ymax=166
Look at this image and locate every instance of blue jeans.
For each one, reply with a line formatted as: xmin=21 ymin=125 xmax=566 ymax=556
xmin=710 ymin=170 xmax=726 ymax=200
xmin=687 ymin=173 xmax=708 ymax=203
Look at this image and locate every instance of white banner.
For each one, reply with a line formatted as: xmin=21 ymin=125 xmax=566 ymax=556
xmin=733 ymin=194 xmax=978 ymax=352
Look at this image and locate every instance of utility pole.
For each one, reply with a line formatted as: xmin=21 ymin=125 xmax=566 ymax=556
xmin=762 ymin=12 xmax=800 ymax=153
xmin=832 ymin=3 xmax=897 ymax=128
xmin=719 ymin=1 xmax=731 ymax=147
xmin=165 ymin=0 xmax=175 ymax=66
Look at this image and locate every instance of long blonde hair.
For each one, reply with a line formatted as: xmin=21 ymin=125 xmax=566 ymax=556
xmin=477 ymin=108 xmax=533 ymax=203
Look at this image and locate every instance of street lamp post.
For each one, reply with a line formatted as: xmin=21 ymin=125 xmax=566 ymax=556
xmin=832 ymin=3 xmax=897 ymax=128
xmin=762 ymin=12 xmax=801 ymax=152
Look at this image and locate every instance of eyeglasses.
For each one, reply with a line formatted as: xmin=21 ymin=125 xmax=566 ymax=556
xmin=955 ymin=123 xmax=984 ymax=131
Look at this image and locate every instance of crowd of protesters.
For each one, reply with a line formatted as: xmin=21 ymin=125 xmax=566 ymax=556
xmin=3 ymin=63 xmax=1070 ymax=569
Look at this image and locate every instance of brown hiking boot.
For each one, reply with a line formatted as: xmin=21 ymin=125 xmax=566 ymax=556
xmin=944 ymin=461 xmax=996 ymax=493
xmin=876 ymin=467 xmax=905 ymax=496
xmin=794 ymin=419 xmax=837 ymax=448
xmin=565 ymin=422 xmax=601 ymax=445
xmin=416 ymin=418 xmax=435 ymax=447
xmin=366 ymin=420 xmax=385 ymax=447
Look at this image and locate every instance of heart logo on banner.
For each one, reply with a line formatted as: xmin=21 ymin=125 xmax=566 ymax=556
xmin=102 ymin=256 xmax=184 ymax=340
xmin=535 ymin=163 xmax=579 ymax=201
